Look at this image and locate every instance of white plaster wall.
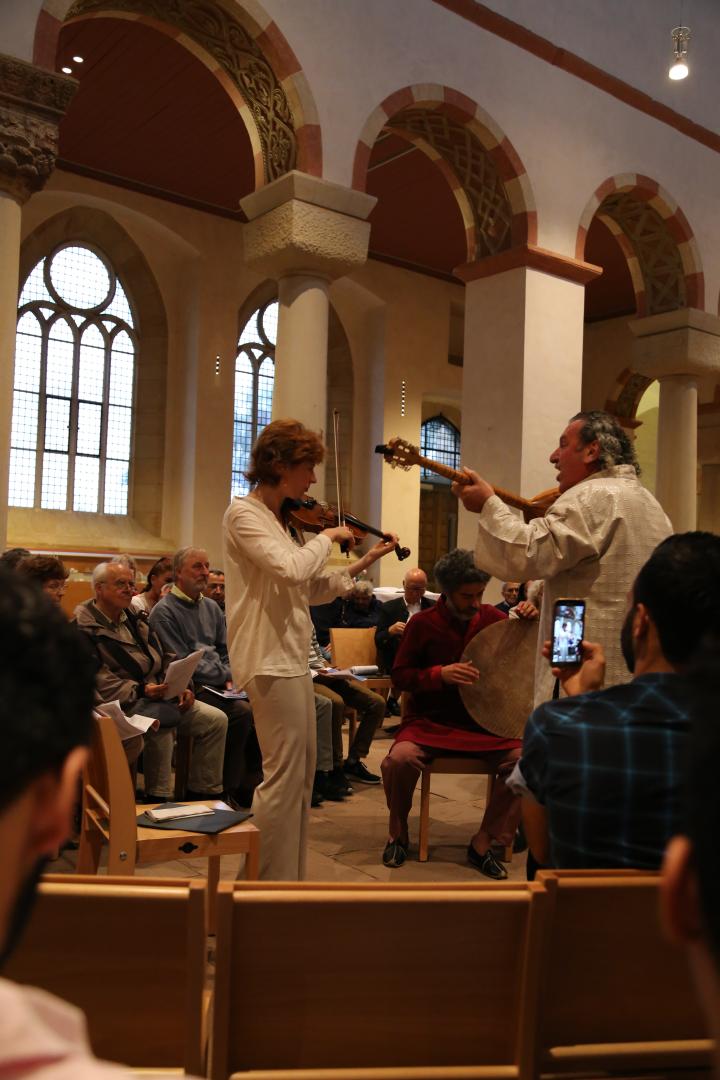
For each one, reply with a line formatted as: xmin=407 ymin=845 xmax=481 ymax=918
xmin=1 ymin=0 xmax=44 ymax=62
xmin=260 ymin=0 xmax=720 ymax=308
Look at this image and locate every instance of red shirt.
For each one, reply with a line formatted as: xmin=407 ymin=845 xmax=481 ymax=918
xmin=391 ymin=596 xmax=521 ymax=752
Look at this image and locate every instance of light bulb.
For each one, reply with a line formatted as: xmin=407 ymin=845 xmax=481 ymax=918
xmin=72 ymin=55 xmax=84 ymax=63
xmin=669 ymin=60 xmax=689 ymax=79
xmin=61 ymin=66 xmax=72 ymax=74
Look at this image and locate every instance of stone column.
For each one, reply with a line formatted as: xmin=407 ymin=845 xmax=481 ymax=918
xmin=240 ymin=172 xmax=376 ymax=494
xmin=631 ymin=308 xmax=720 ymax=531
xmin=656 ymin=374 xmax=698 ymax=532
xmin=455 ymin=246 xmax=601 ymax=548
xmin=0 ymin=55 xmax=76 ymax=545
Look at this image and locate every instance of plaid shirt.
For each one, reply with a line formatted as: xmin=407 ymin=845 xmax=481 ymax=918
xmin=518 ymin=673 xmax=696 ymax=869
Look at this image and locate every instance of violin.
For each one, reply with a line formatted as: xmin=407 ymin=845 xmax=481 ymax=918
xmin=285 ymin=498 xmax=411 ymax=562
xmin=375 ymin=437 xmax=559 ymax=523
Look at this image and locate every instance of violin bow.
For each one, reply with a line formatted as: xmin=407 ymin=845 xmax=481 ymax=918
xmin=332 ymin=409 xmax=348 ymax=550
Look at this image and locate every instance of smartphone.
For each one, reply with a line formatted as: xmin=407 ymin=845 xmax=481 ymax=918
xmin=550 ymin=599 xmax=586 ymax=666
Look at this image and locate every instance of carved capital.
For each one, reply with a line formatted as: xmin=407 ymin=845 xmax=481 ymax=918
xmin=0 ymin=54 xmax=77 ymax=203
xmin=630 ymin=308 xmax=720 ymax=379
xmin=241 ymin=172 xmax=376 ymax=279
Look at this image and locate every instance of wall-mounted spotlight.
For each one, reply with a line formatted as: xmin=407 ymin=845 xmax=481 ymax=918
xmin=669 ymin=25 xmax=690 ymax=80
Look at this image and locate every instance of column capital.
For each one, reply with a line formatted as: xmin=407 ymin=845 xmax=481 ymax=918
xmin=0 ymin=54 xmax=77 ymax=204
xmin=629 ymin=307 xmax=720 ymax=379
xmin=454 ymin=244 xmax=602 ymax=286
xmin=240 ymin=170 xmax=377 ymax=280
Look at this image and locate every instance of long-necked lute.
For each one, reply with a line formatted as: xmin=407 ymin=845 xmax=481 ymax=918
xmin=375 ymin=437 xmax=559 ymax=523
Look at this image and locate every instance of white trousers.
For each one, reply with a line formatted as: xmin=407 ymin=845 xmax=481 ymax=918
xmin=245 ymin=673 xmax=316 ymax=880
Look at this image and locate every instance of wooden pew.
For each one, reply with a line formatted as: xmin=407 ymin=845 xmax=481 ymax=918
xmin=210 ymin=881 xmax=547 ymax=1080
xmin=3 ymin=875 xmax=207 ymax=1074
xmin=534 ymin=869 xmax=714 ymax=1073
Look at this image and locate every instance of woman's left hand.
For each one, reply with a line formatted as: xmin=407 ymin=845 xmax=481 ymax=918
xmin=367 ymin=534 xmax=399 ymax=562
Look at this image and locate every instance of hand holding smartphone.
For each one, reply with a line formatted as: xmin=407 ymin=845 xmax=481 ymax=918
xmin=550 ymin=599 xmax=586 ymax=666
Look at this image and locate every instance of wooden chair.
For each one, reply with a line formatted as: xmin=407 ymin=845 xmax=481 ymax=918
xmin=534 ymin=869 xmax=714 ymax=1073
xmin=3 ymin=874 xmax=207 ymax=1074
xmin=330 ymin=627 xmax=392 ymax=745
xmin=77 ymin=712 xmax=260 ymax=928
xmin=419 ymin=760 xmax=506 ymax=863
xmin=210 ymin=880 xmax=547 ymax=1080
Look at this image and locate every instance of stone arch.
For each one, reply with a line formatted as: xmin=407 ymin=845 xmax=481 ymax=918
xmin=18 ymin=205 xmax=168 ymax=538
xmin=352 ymin=83 xmax=537 ymax=261
xmin=576 ymin=174 xmax=703 ymax=316
xmin=32 ymin=0 xmax=322 ymax=183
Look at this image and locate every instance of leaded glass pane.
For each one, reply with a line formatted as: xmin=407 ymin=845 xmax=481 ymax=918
xmin=73 ymin=456 xmax=99 ymax=512
xmin=14 ymin=313 xmax=42 ymax=391
xmin=41 ymin=451 xmax=68 ymax=509
xmin=109 ymin=336 xmax=134 ymax=406
xmin=45 ymin=397 xmax=71 ymax=452
xmin=107 ymin=405 xmax=131 ymax=459
xmin=46 ymin=332 xmax=74 ymax=398
xmin=104 ymin=459 xmax=128 ymax=514
xmin=76 ymin=402 xmax=102 ymax=455
xmin=19 ymin=260 xmax=50 ymax=306
xmin=49 ymin=246 xmax=111 ymax=310
xmin=8 ymin=449 xmax=36 ymax=507
xmin=104 ymin=280 xmax=134 ymax=326
xmin=11 ymin=391 xmax=38 ymax=450
xmin=258 ymin=356 xmax=274 ymax=429
xmin=420 ymin=417 xmax=460 ymax=482
xmin=260 ymin=301 xmax=278 ymax=347
xmin=78 ymin=324 xmax=105 ymax=403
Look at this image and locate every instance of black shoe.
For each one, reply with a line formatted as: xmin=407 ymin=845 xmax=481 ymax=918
xmin=343 ymin=759 xmax=381 ymax=785
xmin=311 ymin=786 xmax=325 ymax=808
xmin=330 ymin=766 xmax=354 ymax=796
xmin=314 ymin=770 xmax=345 ymax=801
xmin=385 ymin=697 xmax=401 ymax=717
xmin=382 ymin=839 xmax=408 ymax=867
xmin=467 ymin=844 xmax=508 ymax=880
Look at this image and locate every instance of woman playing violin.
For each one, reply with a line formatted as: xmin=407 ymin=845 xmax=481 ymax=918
xmin=223 ymin=418 xmax=398 ymax=881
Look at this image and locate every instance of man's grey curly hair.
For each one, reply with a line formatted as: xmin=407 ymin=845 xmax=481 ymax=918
xmin=434 ymin=549 xmax=490 ymax=594
xmin=570 ymin=411 xmax=640 ymax=476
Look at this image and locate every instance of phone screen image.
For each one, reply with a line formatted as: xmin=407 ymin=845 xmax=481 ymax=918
xmin=551 ymin=601 xmax=586 ymax=665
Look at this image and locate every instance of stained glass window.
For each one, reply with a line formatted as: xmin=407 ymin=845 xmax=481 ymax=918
xmin=420 ymin=415 xmax=460 ymax=483
xmin=10 ymin=244 xmax=136 ymax=514
xmin=232 ymin=300 xmax=277 ymax=496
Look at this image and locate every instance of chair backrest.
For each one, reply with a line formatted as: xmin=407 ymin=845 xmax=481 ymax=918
xmin=61 ymin=579 xmax=94 ymax=618
xmin=84 ymin=711 xmax=140 ymax=870
xmin=330 ymin=627 xmax=378 ymax=668
xmin=211 ymin=881 xmax=547 ymax=1080
xmin=535 ymin=870 xmax=711 ymax=1069
xmin=3 ymin=875 xmax=206 ymax=1073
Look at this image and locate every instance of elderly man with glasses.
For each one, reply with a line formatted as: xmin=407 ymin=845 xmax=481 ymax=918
xmin=74 ymin=560 xmax=228 ymax=803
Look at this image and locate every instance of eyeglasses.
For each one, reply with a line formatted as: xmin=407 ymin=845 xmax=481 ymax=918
xmin=44 ymin=581 xmax=66 ymax=594
xmin=101 ymin=579 xmax=134 ymax=591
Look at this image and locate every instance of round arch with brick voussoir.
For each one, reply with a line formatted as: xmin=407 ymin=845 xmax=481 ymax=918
xmin=460 ymin=618 xmax=539 ymax=739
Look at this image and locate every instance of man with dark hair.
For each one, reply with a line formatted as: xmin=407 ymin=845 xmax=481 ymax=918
xmin=380 ymin=548 xmax=537 ymax=878
xmin=513 ymin=532 xmax=720 ymax=871
xmin=661 ymin=639 xmax=720 ymax=1065
xmin=203 ymin=569 xmax=225 ymax=611
xmin=0 ymin=570 xmax=143 ymax=1075
xmin=454 ymin=409 xmax=672 ymax=703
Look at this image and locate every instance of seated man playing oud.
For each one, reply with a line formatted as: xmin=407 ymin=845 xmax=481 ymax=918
xmin=75 ymin=560 xmax=228 ymax=802
xmin=380 ymin=548 xmax=537 ymax=879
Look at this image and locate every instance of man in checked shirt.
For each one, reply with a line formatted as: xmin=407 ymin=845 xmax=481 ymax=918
xmin=509 ymin=532 xmax=720 ymax=872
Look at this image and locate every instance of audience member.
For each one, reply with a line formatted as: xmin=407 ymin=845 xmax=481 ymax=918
xmin=311 ymin=693 xmax=336 ymax=807
xmin=380 ymin=549 xmax=537 ymax=878
xmin=75 ymin=561 xmax=228 ymax=802
xmin=115 ymin=553 xmax=138 ymax=594
xmin=0 ymin=546 xmax=30 ymax=571
xmin=150 ymin=547 xmax=260 ymax=805
xmin=512 ymin=532 xmax=720 ymax=871
xmin=375 ymin=567 xmax=434 ymax=674
xmin=341 ymin=579 xmax=383 ymax=628
xmin=16 ymin=555 xmax=68 ymax=606
xmin=308 ymin=625 xmax=384 ymax=791
xmin=0 ymin=570 xmax=173 ymax=1077
xmin=131 ymin=556 xmax=172 ymax=617
xmin=203 ymin=569 xmax=225 ymax=611
xmin=661 ymin=637 xmax=720 ymax=1063
xmin=310 ymin=597 xmax=343 ymax=647
xmin=495 ymin=581 xmax=520 ymax=614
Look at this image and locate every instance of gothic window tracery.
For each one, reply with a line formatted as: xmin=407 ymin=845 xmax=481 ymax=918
xmin=232 ymin=300 xmax=277 ymax=497
xmin=420 ymin=414 xmax=460 ymax=483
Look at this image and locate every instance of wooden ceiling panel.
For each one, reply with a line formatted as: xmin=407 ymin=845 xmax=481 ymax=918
xmin=57 ymin=17 xmax=255 ymax=212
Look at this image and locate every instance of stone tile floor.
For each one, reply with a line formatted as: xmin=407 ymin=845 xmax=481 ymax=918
xmin=49 ymin=726 xmax=528 ymax=884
